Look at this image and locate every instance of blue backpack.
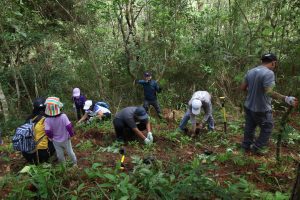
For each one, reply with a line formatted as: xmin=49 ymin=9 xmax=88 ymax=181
xmin=95 ymin=101 xmax=110 ymax=109
xmin=12 ymin=116 xmax=43 ymax=153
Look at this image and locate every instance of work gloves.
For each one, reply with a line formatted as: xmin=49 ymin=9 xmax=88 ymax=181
xmin=144 ymin=138 xmax=151 ymax=145
xmin=144 ymin=132 xmax=154 ymax=145
xmin=285 ymin=96 xmax=297 ymax=106
xmin=147 ymin=132 xmax=153 ymax=142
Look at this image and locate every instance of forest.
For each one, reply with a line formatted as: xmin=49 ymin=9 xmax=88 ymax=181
xmin=1 ymin=0 xmax=300 ymax=199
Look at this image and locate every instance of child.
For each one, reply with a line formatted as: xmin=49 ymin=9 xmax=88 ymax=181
xmin=72 ymin=88 xmax=86 ymax=120
xmin=44 ymin=97 xmax=77 ymax=166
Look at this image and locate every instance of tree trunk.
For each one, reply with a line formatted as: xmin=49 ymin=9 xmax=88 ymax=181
xmin=33 ymin=68 xmax=39 ymax=97
xmin=291 ymin=163 xmax=300 ymax=200
xmin=10 ymin=54 xmax=21 ymax=110
xmin=18 ymin=69 xmax=33 ymax=105
xmin=0 ymin=82 xmax=9 ymax=122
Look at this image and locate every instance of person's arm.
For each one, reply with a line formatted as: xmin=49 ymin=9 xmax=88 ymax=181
xmin=265 ymin=87 xmax=298 ymax=107
xmin=132 ymin=128 xmax=147 ymax=140
xmin=96 ymin=111 xmax=104 ymax=120
xmin=77 ymin=113 xmax=88 ymax=124
xmin=126 ymin=117 xmax=149 ymax=142
xmin=240 ymin=73 xmax=248 ymax=92
xmin=265 ymin=86 xmax=285 ymax=101
xmin=45 ymin=130 xmax=53 ymax=139
xmin=82 ymin=95 xmax=87 ymax=102
xmin=240 ymin=82 xmax=248 ymax=91
xmin=137 ymin=80 xmax=146 ymax=85
xmin=146 ymin=121 xmax=151 ymax=133
xmin=154 ymin=81 xmax=161 ymax=93
xmin=44 ymin=120 xmax=53 ymax=139
xmin=66 ymin=123 xmax=75 ymax=137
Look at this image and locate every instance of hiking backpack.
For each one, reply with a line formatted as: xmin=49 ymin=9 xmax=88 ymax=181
xmin=12 ymin=116 xmax=43 ymax=153
xmin=95 ymin=101 xmax=110 ymax=109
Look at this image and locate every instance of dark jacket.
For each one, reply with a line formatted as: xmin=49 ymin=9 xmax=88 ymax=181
xmin=137 ymin=80 xmax=160 ymax=101
xmin=72 ymin=95 xmax=86 ymax=109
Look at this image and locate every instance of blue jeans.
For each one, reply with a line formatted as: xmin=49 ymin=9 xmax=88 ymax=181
xmin=179 ymin=108 xmax=215 ymax=131
xmin=242 ymin=107 xmax=274 ymax=150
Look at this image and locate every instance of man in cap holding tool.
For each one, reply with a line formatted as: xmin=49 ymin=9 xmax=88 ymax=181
xmin=240 ymin=53 xmax=298 ymax=154
xmin=113 ymin=106 xmax=154 ymax=145
xmin=178 ymin=91 xmax=215 ymax=135
xmin=136 ymin=72 xmax=162 ymax=119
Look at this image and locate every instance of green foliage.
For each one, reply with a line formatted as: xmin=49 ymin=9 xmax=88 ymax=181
xmin=97 ymin=141 xmax=122 ymax=153
xmin=0 ymin=0 xmax=299 ymax=198
xmin=76 ymin=140 xmax=94 ymax=151
xmin=2 ymin=154 xmax=291 ymax=199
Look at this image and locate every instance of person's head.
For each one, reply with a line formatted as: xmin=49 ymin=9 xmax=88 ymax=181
xmin=73 ymin=88 xmax=80 ymax=99
xmin=32 ymin=97 xmax=46 ymax=116
xmin=83 ymin=100 xmax=93 ymax=111
xmin=144 ymin=72 xmax=152 ymax=81
xmin=191 ymin=99 xmax=202 ymax=115
xmin=45 ymin=97 xmax=63 ymax=117
xmin=261 ymin=53 xmax=278 ymax=70
xmin=134 ymin=106 xmax=149 ymax=121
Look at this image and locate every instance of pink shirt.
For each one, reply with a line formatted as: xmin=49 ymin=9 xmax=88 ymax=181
xmin=45 ymin=114 xmax=71 ymax=142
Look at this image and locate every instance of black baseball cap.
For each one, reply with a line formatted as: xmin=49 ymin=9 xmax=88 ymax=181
xmin=33 ymin=97 xmax=46 ymax=109
xmin=261 ymin=53 xmax=277 ymax=63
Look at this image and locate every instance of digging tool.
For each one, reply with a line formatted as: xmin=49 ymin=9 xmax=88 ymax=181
xmin=119 ymin=148 xmax=125 ymax=170
xmin=276 ymin=105 xmax=293 ymax=162
xmin=219 ymin=97 xmax=227 ymax=134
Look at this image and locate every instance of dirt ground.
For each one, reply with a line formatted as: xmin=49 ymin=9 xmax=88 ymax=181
xmin=1 ymin=110 xmax=300 ymax=197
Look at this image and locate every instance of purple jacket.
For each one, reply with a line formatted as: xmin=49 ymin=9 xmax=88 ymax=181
xmin=72 ymin=95 xmax=86 ymax=109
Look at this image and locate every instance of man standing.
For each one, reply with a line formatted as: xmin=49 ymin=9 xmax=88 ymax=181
xmin=137 ymin=72 xmax=162 ymax=119
xmin=179 ymin=91 xmax=215 ymax=135
xmin=240 ymin=53 xmax=297 ymax=154
xmin=113 ymin=106 xmax=154 ymax=145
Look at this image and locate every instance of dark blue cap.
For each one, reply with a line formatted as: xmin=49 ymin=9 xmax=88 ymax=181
xmin=144 ymin=72 xmax=151 ymax=77
xmin=135 ymin=106 xmax=149 ymax=120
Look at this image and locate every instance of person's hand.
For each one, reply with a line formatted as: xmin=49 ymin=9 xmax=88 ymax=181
xmin=285 ymin=96 xmax=298 ymax=107
xmin=147 ymin=132 xmax=153 ymax=142
xmin=144 ymin=138 xmax=152 ymax=145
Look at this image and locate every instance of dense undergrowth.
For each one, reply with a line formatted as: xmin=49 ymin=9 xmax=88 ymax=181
xmin=1 ymin=111 xmax=300 ymax=199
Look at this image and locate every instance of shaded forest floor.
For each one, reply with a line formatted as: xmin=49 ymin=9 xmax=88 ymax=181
xmin=1 ymin=108 xmax=300 ymax=199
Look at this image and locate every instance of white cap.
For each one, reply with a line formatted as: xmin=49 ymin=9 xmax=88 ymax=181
xmin=73 ymin=88 xmax=80 ymax=97
xmin=83 ymin=100 xmax=93 ymax=110
xmin=191 ymin=99 xmax=202 ymax=115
